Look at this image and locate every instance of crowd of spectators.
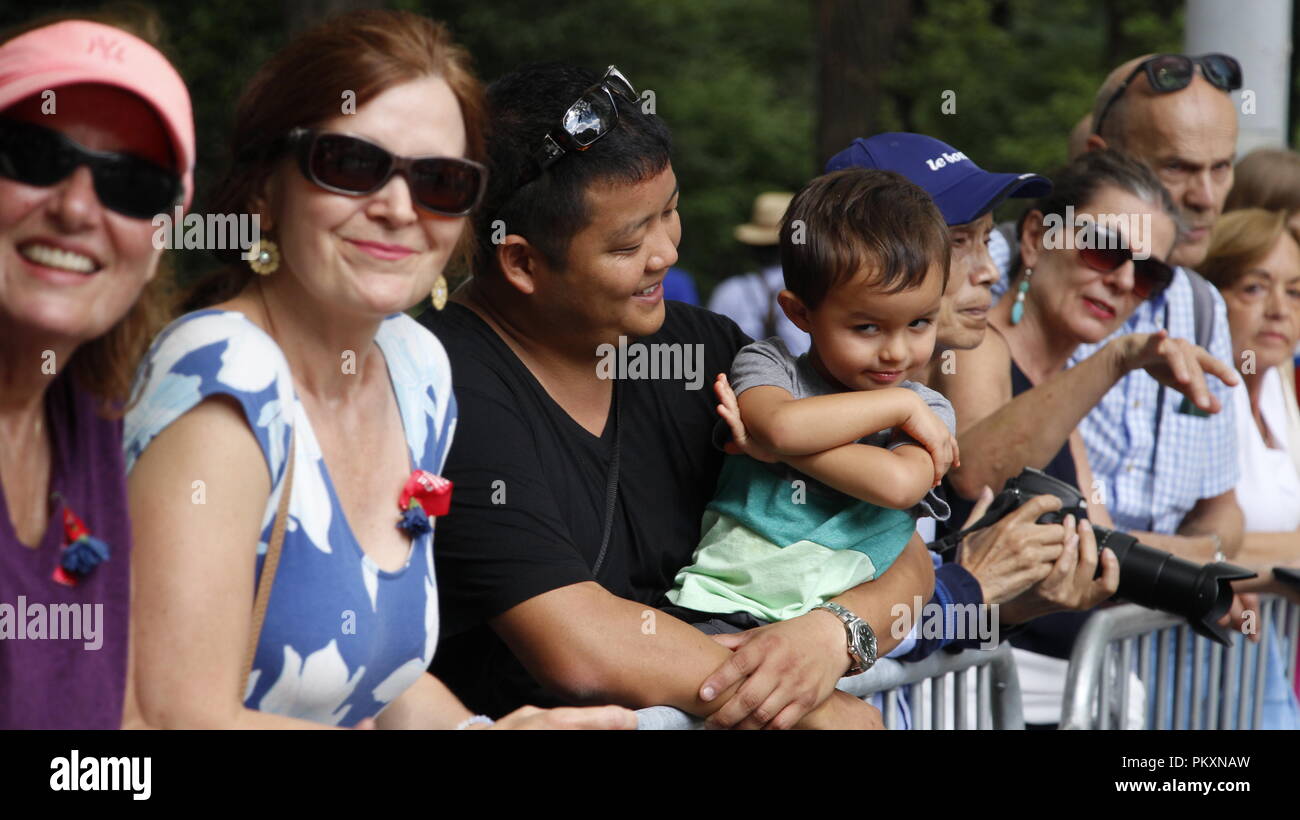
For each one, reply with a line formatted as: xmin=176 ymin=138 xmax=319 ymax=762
xmin=2 ymin=8 xmax=1297 ymax=729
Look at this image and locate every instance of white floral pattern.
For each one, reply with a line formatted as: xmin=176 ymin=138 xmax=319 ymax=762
xmin=259 ymin=641 xmax=366 ymax=725
xmin=125 ymin=309 xmax=457 ymax=726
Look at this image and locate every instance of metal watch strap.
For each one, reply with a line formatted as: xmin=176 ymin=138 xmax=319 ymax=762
xmin=813 ymin=601 xmax=877 ymax=676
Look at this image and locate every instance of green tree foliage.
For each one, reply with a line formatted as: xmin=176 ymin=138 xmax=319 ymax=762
xmin=878 ymin=0 xmax=1184 ymax=225
xmin=418 ymin=0 xmax=815 ymax=295
xmin=1 ymin=0 xmax=1280 ymax=299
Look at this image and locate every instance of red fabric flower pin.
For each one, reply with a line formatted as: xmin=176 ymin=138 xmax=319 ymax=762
xmin=396 ymin=470 xmax=453 ymax=536
xmin=52 ymin=505 xmax=110 ymax=587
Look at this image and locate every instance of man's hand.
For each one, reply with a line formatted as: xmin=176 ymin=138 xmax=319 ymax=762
xmin=797 ymin=691 xmax=886 ymax=730
xmin=1001 ymin=518 xmax=1120 ymax=625
xmin=897 ymin=391 xmax=959 ymax=487
xmin=957 ymin=489 xmax=1069 ymax=605
xmin=1115 ymin=330 xmax=1239 ymax=414
xmin=714 ymin=373 xmax=780 ymax=463
xmin=697 ymin=609 xmax=850 ymax=730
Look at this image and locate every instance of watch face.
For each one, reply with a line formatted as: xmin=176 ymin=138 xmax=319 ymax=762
xmin=852 ymin=622 xmax=876 ymax=661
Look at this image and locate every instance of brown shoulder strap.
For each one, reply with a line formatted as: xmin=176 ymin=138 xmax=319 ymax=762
xmin=241 ymin=428 xmax=296 ymax=698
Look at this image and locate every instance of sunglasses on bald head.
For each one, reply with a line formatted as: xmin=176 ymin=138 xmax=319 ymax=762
xmin=1094 ymin=53 xmax=1242 ymax=135
xmin=287 ymin=128 xmax=487 ymax=217
xmin=0 ymin=117 xmax=182 ymax=220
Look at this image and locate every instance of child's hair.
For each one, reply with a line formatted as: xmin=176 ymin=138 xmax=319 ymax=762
xmin=779 ymin=168 xmax=949 ymax=309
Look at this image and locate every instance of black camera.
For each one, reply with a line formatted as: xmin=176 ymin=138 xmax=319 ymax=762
xmin=931 ymin=468 xmax=1255 ymax=645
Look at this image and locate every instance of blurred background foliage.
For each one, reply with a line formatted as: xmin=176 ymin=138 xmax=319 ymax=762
xmin=0 ymin=0 xmax=1276 ymax=299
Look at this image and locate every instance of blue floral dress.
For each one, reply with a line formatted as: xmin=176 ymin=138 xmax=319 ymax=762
xmin=125 ymin=309 xmax=456 ymax=726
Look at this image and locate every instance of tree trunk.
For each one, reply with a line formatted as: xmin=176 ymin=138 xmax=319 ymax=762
xmin=816 ymin=0 xmax=913 ymax=168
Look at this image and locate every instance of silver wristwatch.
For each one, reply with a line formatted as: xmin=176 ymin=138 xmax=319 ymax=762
xmin=812 ymin=601 xmax=877 ymax=676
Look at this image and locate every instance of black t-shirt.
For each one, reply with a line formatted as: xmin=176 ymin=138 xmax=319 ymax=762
xmin=417 ymin=300 xmax=750 ymax=716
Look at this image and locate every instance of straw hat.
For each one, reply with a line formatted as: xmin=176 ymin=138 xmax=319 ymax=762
xmin=734 ymin=191 xmax=794 ymax=246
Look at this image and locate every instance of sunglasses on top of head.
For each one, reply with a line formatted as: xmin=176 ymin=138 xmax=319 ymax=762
xmin=1075 ymin=226 xmax=1175 ymax=300
xmin=287 ymin=128 xmax=488 ymax=217
xmin=0 ymin=116 xmax=182 ymax=220
xmin=515 ymin=65 xmax=641 ymax=190
xmin=1093 ymin=53 xmax=1242 ymax=135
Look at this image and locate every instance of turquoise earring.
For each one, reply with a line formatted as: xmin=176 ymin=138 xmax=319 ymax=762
xmin=1010 ymin=268 xmax=1032 ymax=325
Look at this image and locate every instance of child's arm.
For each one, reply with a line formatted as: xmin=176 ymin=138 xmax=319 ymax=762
xmin=786 ymin=442 xmax=938 ymax=510
xmin=737 ymin=382 xmax=950 ymax=459
xmin=715 ymin=372 xmax=957 ymax=490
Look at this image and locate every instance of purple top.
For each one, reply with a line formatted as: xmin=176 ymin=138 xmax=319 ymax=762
xmin=0 ymin=371 xmax=131 ymax=729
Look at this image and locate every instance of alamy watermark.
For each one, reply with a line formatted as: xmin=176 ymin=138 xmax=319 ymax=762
xmin=0 ymin=595 xmax=103 ymax=650
xmin=596 ymin=336 xmax=705 ymax=390
xmin=890 ymin=594 xmax=999 ymax=650
xmin=50 ymin=750 xmax=150 ymax=800
xmin=152 ymin=207 xmax=262 ymax=259
xmin=1042 ymin=208 xmax=1152 ymax=260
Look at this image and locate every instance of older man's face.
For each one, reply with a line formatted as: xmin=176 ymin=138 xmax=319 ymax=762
xmin=1118 ymin=76 xmax=1237 ymax=268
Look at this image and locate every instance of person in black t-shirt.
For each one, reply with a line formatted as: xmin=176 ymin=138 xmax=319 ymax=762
xmin=419 ymin=63 xmax=938 ymax=728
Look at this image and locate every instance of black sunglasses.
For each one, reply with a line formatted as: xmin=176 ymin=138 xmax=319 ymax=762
xmin=1094 ymin=53 xmax=1242 ymax=135
xmin=0 ymin=117 xmax=181 ymax=220
xmin=1077 ymin=227 xmax=1175 ymax=300
xmin=288 ymin=128 xmax=487 ymax=217
xmin=517 ymin=65 xmax=640 ymax=189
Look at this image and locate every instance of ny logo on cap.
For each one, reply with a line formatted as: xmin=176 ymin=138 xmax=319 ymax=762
xmin=87 ymin=35 xmax=125 ymax=62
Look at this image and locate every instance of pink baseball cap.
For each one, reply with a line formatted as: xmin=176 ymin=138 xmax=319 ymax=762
xmin=0 ymin=20 xmax=195 ymax=208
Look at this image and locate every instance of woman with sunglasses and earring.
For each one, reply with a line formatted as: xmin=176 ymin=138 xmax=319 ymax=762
xmin=123 ymin=10 xmax=633 ymax=730
xmin=941 ymin=149 xmax=1246 ymax=727
xmin=0 ymin=16 xmax=193 ymax=729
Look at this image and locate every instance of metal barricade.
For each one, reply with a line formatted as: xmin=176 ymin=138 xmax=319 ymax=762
xmin=1060 ymin=595 xmax=1300 ymax=730
xmin=636 ymin=642 xmax=1024 ymax=729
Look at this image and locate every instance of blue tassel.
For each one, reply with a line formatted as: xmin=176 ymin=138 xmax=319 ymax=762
xmin=61 ymin=535 xmax=110 ymax=576
xmin=397 ymin=505 xmax=432 ymax=536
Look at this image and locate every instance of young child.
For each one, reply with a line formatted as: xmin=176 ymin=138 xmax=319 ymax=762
xmin=668 ymin=168 xmax=957 ymax=630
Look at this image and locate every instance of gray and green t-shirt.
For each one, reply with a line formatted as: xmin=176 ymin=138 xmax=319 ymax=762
xmin=667 ymin=337 xmax=955 ymax=622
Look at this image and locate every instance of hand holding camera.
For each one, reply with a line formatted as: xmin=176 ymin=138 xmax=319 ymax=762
xmin=934 ymin=468 xmax=1255 ymax=644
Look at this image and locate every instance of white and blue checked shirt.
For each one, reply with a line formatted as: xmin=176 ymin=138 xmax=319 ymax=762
xmin=1068 ymin=269 xmax=1238 ymax=533
xmin=991 ymin=253 xmax=1239 ymax=534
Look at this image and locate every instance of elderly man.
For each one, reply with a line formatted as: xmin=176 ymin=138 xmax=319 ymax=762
xmin=1009 ymin=55 xmax=1289 ymax=727
xmin=991 ymin=56 xmax=1244 ymax=561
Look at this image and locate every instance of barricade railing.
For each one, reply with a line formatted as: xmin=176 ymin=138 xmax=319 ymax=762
xmin=636 ymin=641 xmax=1024 ymax=730
xmin=1060 ymin=595 xmax=1300 ymax=730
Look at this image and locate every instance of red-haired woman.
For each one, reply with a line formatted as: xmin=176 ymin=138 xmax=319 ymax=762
xmin=124 ymin=10 xmax=632 ymax=730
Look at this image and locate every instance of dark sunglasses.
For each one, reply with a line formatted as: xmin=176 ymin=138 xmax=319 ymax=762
xmin=288 ymin=128 xmax=487 ymax=217
xmin=518 ymin=65 xmax=640 ymax=189
xmin=0 ymin=117 xmax=181 ymax=220
xmin=1077 ymin=228 xmax=1175 ymax=300
xmin=1094 ymin=53 xmax=1242 ymax=135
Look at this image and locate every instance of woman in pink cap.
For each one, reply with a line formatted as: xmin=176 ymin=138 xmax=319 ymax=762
xmin=0 ymin=15 xmax=194 ymax=729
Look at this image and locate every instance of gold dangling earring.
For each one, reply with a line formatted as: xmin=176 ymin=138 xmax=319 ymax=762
xmin=247 ymin=238 xmax=281 ymax=276
xmin=430 ymin=274 xmax=448 ymax=311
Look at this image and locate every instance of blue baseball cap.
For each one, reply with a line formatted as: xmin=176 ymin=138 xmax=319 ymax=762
xmin=825 ymin=133 xmax=1051 ymax=226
